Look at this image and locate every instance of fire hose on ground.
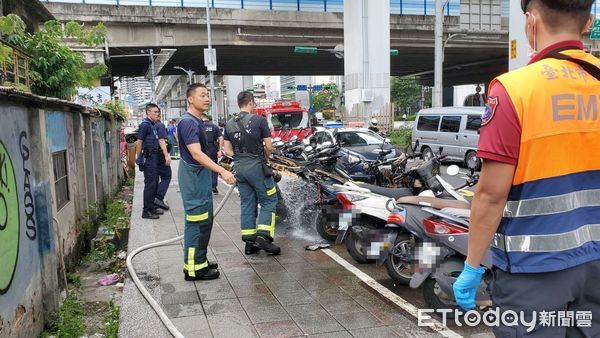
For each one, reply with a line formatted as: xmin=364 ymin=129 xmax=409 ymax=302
xmin=126 ymin=181 xmax=236 ymax=338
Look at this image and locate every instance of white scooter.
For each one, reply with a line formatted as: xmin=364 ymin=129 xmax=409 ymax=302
xmin=333 ymin=147 xmax=472 ymax=264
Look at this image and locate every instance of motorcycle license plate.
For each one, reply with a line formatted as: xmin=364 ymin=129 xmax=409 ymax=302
xmin=337 ymin=212 xmax=352 ymax=231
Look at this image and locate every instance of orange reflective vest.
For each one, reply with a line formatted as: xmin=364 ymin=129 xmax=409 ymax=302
xmin=490 ymin=49 xmax=600 ymax=273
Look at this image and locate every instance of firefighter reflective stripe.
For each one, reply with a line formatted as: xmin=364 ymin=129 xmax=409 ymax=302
xmin=187 ymin=248 xmax=195 ymax=277
xmin=241 ymin=229 xmax=257 ymax=236
xmin=184 ymin=261 xmax=209 ymax=273
xmin=266 ymin=186 xmax=277 ymax=197
xmin=257 ymin=213 xmax=276 ymax=238
xmin=186 ymin=212 xmax=209 ymax=222
xmin=504 ymin=189 xmax=600 ymax=218
xmin=493 ymin=223 xmax=600 ymax=253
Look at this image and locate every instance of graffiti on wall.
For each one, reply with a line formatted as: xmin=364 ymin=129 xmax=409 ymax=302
xmin=0 ymin=129 xmax=36 ymax=295
xmin=0 ymin=139 xmax=20 ymax=294
xmin=20 ymin=131 xmax=36 ymax=241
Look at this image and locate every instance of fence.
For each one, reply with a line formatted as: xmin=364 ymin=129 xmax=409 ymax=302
xmin=45 ymin=0 xmax=462 ymax=15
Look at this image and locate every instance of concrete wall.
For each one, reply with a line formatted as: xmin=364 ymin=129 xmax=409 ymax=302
xmin=0 ymin=94 xmax=122 ymax=338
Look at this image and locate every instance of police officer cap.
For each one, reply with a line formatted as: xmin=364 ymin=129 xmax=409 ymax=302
xmin=521 ymin=0 xmax=594 ymax=13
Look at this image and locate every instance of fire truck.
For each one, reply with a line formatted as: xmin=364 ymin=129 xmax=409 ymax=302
xmin=255 ymin=101 xmax=313 ymax=141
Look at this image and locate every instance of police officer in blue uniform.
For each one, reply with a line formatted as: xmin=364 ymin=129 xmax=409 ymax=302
xmin=178 ymin=83 xmax=236 ymax=281
xmin=200 ymin=115 xmax=224 ymax=194
xmin=136 ymin=103 xmax=171 ymax=219
xmin=223 ymin=91 xmax=280 ymax=255
xmin=154 ymin=115 xmax=172 ymax=211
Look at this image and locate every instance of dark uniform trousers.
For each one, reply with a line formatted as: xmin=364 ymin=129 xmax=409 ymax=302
xmin=178 ymin=159 xmax=213 ymax=276
xmin=235 ymin=155 xmax=277 ymax=242
xmin=491 ymin=260 xmax=600 ymax=337
xmin=156 ymin=163 xmax=172 ymax=201
xmin=142 ymin=153 xmax=160 ymax=213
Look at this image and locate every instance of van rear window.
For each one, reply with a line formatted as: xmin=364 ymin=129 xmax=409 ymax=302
xmin=417 ymin=116 xmax=440 ymax=131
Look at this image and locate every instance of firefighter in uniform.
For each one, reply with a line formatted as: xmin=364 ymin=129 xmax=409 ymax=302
xmin=223 ymin=91 xmax=281 ymax=255
xmin=200 ymin=115 xmax=224 ymax=194
xmin=453 ymin=1 xmax=600 ymax=336
xmin=136 ymin=103 xmax=170 ymax=219
xmin=177 ymin=83 xmax=236 ymax=281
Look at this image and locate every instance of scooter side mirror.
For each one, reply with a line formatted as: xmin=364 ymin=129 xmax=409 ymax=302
xmin=446 ymin=165 xmax=460 ymax=176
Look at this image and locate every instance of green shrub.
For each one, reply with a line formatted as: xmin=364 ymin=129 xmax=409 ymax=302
xmin=102 ymin=300 xmax=120 ymax=338
xmin=389 ymin=128 xmax=413 ymax=152
xmin=41 ymin=295 xmax=86 ymax=338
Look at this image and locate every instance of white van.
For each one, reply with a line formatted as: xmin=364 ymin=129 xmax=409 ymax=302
xmin=411 ymin=107 xmax=484 ymax=169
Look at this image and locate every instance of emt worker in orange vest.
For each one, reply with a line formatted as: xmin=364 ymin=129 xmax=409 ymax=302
xmin=453 ymin=0 xmax=600 ymax=336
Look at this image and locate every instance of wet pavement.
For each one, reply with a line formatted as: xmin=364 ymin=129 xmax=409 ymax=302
xmin=120 ymin=161 xmax=492 ymax=337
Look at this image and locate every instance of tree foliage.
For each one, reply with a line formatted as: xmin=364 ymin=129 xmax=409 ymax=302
xmin=390 ymin=77 xmax=422 ymax=114
xmin=97 ymin=99 xmax=128 ymax=120
xmin=0 ymin=15 xmax=108 ymax=100
xmin=312 ymin=83 xmax=339 ymax=113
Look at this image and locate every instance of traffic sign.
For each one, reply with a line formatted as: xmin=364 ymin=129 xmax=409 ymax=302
xmin=591 ymin=19 xmax=600 ymax=40
xmin=204 ymin=48 xmax=217 ymax=71
xmin=296 ymin=85 xmax=307 ymax=91
xmin=312 ymin=85 xmax=323 ymax=91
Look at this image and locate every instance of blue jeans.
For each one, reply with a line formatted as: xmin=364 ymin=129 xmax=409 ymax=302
xmin=178 ymin=160 xmax=213 ymax=277
xmin=234 ymin=158 xmax=278 ymax=242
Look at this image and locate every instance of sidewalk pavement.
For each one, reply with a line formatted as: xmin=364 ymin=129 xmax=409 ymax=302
xmin=120 ymin=161 xmax=441 ymax=338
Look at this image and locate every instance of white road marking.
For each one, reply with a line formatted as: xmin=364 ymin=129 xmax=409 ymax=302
xmin=322 ymin=249 xmax=463 ymax=338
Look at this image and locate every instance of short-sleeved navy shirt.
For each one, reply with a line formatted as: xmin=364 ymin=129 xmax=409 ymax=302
xmin=155 ymin=121 xmax=168 ymax=139
xmin=224 ymin=112 xmax=271 ymax=155
xmin=177 ymin=113 xmax=208 ymax=165
xmin=204 ymin=121 xmax=223 ymax=154
xmin=137 ymin=118 xmax=166 ymax=147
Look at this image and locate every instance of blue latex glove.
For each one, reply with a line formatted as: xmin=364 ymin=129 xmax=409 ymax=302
xmin=453 ymin=261 xmax=485 ymax=310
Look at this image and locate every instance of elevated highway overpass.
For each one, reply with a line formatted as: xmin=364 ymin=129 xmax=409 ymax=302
xmin=45 ymin=2 xmax=509 ymax=85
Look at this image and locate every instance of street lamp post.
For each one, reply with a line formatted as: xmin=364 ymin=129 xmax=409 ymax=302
xmin=148 ymin=49 xmax=156 ymax=103
xmin=205 ymin=0 xmax=217 ymax=122
xmin=173 ymin=66 xmax=195 ymax=85
xmin=433 ymin=0 xmax=445 ymax=107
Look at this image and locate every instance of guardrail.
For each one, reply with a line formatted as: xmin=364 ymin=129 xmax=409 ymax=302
xmin=46 ymin=0 xmax=461 ymax=15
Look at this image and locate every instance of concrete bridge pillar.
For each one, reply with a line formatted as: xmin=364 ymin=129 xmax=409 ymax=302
xmin=343 ymin=0 xmax=390 ymax=122
xmin=225 ymin=76 xmax=253 ymax=119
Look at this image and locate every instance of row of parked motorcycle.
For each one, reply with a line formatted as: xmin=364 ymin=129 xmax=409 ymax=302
xmin=220 ymin=131 xmax=490 ymax=314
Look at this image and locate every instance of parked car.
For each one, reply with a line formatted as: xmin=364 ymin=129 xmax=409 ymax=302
xmin=124 ymin=127 xmax=138 ymax=144
xmin=411 ymin=107 xmax=484 ymax=170
xmin=308 ymin=127 xmax=403 ymax=183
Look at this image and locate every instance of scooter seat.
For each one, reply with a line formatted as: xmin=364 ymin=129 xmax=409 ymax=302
xmin=396 ymin=196 xmax=470 ymax=210
xmin=440 ymin=207 xmax=471 ymax=219
xmin=355 ymin=182 xmax=413 ymax=199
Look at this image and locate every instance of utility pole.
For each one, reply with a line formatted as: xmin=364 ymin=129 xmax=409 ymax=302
xmin=149 ymin=49 xmax=156 ymax=103
xmin=433 ymin=0 xmax=444 ymax=107
xmin=205 ymin=0 xmax=217 ymax=122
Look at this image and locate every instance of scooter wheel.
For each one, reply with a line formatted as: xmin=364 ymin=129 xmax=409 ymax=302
xmin=345 ymin=231 xmax=369 ymax=264
xmin=423 ymin=278 xmax=459 ymax=318
xmin=316 ymin=212 xmax=338 ymax=242
xmin=384 ymin=233 xmax=414 ymax=285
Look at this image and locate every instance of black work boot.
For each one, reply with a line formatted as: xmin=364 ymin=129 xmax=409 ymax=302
xmin=184 ymin=268 xmax=220 ymax=281
xmin=154 ymin=198 xmax=170 ymax=210
xmin=152 ymin=208 xmax=164 ymax=215
xmin=255 ymin=236 xmax=281 ymax=255
xmin=142 ymin=211 xmax=159 ymax=219
xmin=245 ymin=241 xmax=260 ymax=255
xmin=207 ymin=261 xmax=218 ymax=269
